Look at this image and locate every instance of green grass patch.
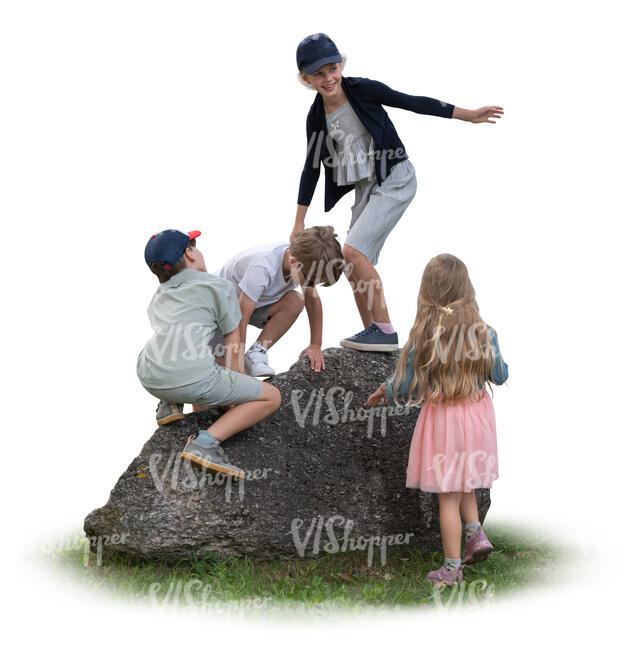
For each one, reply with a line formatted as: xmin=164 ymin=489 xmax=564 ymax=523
xmin=44 ymin=522 xmax=569 ymax=615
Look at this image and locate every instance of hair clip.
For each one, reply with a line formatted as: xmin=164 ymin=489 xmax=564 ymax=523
xmin=439 ymin=306 xmax=453 ymax=315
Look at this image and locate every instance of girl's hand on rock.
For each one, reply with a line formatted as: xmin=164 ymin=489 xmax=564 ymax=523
xmin=366 ymin=383 xmax=387 ymax=407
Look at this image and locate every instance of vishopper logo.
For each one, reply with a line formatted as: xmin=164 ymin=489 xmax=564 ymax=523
xmin=431 ymin=322 xmax=496 ymax=364
xmin=144 ymin=322 xmax=222 ymax=364
xmin=290 ymin=385 xmax=414 ymax=438
xmin=291 ymin=256 xmax=347 ymax=288
xmin=83 ymin=533 xmax=130 ymax=567
xmin=428 ymin=450 xmax=497 ymax=492
xmin=323 ymin=127 xmax=376 ymax=168
xmin=288 ymin=514 xmax=414 ymax=567
xmin=306 ymin=129 xmax=406 ymax=178
xmin=291 ymin=258 xmax=386 ymax=312
xmin=147 ymin=579 xmax=271 ymax=611
xmin=44 ymin=533 xmax=130 ymax=568
xmin=431 ymin=578 xmax=496 ymax=608
xmin=344 ymin=276 xmax=386 ymax=312
xmin=145 ymin=452 xmax=275 ymax=502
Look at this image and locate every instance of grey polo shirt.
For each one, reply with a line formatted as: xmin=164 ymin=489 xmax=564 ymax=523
xmin=137 ymin=268 xmax=242 ymax=389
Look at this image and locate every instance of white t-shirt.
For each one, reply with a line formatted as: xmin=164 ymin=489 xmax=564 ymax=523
xmin=215 ymin=242 xmax=299 ymax=308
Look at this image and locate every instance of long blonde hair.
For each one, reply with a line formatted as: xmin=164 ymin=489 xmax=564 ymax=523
xmin=390 ymin=254 xmax=502 ymax=406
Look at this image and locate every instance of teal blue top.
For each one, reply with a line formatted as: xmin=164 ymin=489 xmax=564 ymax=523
xmin=383 ymin=328 xmax=508 ymax=404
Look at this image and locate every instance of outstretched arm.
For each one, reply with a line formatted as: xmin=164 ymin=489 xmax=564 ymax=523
xmin=367 ymin=351 xmax=418 ymax=406
xmin=452 ymin=106 xmax=504 ymax=123
xmin=364 ymin=78 xmax=455 ymax=118
xmin=363 ymin=79 xmax=503 ymax=124
xmin=383 ymin=352 xmax=417 ymax=404
xmin=366 ymin=382 xmax=387 ymax=407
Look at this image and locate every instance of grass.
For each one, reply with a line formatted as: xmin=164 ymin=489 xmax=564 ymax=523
xmin=45 ymin=522 xmax=568 ymax=615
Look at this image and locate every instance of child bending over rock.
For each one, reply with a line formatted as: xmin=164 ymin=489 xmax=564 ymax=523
xmin=210 ymin=225 xmax=344 ymax=376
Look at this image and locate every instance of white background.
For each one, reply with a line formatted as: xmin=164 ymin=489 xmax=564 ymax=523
xmin=2 ymin=0 xmax=624 ymax=645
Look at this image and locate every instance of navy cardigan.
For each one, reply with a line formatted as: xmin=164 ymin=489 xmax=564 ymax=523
xmin=297 ymin=76 xmax=455 ymax=212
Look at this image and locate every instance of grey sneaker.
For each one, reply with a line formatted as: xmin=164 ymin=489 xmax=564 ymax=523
xmin=156 ymin=400 xmax=184 ymax=426
xmin=180 ymin=433 xmax=246 ymax=479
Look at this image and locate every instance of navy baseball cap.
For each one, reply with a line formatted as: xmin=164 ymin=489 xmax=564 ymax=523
xmin=296 ymin=33 xmax=342 ymax=74
xmin=144 ymin=229 xmax=201 ymax=268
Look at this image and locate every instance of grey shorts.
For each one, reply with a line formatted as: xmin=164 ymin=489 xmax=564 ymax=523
xmin=145 ymin=364 xmax=264 ymax=407
xmin=207 ymin=303 xmax=271 ymax=357
xmin=345 ymin=159 xmax=417 ymax=266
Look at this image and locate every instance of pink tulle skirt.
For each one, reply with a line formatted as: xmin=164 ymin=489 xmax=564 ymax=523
xmin=406 ymin=392 xmax=499 ymax=493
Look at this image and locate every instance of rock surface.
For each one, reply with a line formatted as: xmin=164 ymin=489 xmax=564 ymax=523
xmin=84 ymin=347 xmax=491 ymax=563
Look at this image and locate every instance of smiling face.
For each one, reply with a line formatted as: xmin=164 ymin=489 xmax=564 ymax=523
xmin=302 ymin=61 xmax=343 ymax=99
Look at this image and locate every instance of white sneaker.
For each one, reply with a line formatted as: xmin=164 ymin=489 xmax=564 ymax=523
xmin=244 ymin=343 xmax=275 ymax=377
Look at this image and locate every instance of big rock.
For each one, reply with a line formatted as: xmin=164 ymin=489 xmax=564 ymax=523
xmin=84 ymin=347 xmax=491 ymax=563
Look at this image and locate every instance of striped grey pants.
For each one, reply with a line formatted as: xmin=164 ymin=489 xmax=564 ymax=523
xmin=344 ymin=159 xmax=417 ymax=266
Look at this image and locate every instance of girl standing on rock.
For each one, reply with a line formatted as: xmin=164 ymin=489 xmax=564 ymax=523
xmin=291 ymin=33 xmax=503 ymax=352
xmin=367 ymin=254 xmax=509 ymax=586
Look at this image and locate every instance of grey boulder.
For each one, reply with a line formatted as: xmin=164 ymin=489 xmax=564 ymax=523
xmin=84 ymin=347 xmax=491 ymax=563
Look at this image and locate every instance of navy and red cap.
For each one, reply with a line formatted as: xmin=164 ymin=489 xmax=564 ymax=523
xmin=144 ymin=229 xmax=201 ymax=269
xmin=296 ymin=33 xmax=342 ymax=74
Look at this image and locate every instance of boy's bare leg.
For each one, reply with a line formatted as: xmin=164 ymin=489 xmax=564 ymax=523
xmin=342 ymin=245 xmax=390 ymax=327
xmin=255 ymin=290 xmax=304 ymax=350
xmin=204 ymin=382 xmax=281 ymax=443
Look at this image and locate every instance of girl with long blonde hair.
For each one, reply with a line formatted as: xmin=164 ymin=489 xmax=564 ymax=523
xmin=367 ymin=254 xmax=509 ymax=586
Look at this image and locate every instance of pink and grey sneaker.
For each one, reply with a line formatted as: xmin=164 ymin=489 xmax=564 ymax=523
xmin=427 ymin=565 xmax=463 ymax=586
xmin=462 ymin=527 xmax=494 ymax=565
